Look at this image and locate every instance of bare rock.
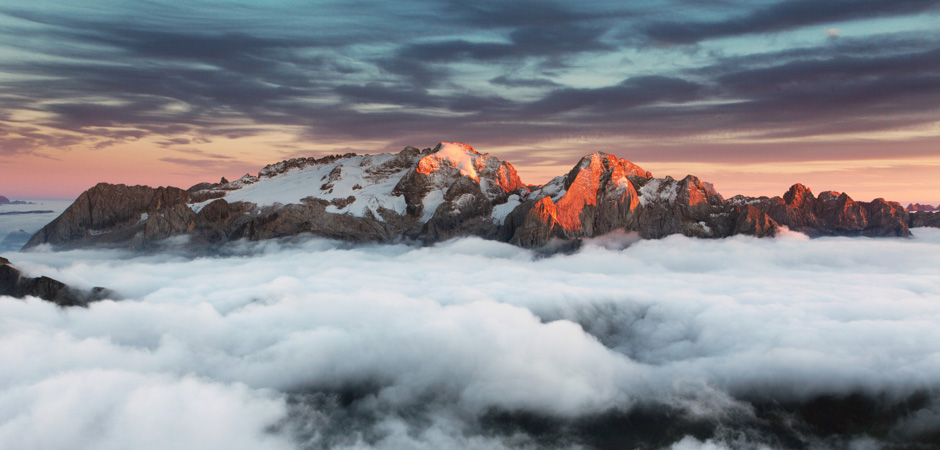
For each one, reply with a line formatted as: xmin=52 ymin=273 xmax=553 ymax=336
xmin=424 ymin=176 xmax=497 ymax=242
xmin=21 ymin=144 xmax=916 ymax=251
xmin=744 ymin=184 xmax=911 ymax=237
xmin=910 ymin=211 xmax=940 ymax=228
xmin=24 ymin=183 xmax=198 ymax=249
xmin=0 ymin=258 xmax=116 ymax=307
xmin=510 ymin=197 xmax=562 ymax=248
xmin=733 ymin=205 xmax=779 ymax=237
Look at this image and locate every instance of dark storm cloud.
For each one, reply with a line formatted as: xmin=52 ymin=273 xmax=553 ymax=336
xmin=0 ymin=125 xmax=84 ymax=157
xmin=0 ymin=4 xmax=339 ymax=151
xmin=714 ymin=47 xmax=940 ymax=94
xmin=79 ymin=28 xmax=321 ymax=76
xmin=489 ymin=75 xmax=560 ymax=88
xmin=644 ymin=0 xmax=940 ymax=44
xmin=378 ymin=22 xmax=614 ymax=88
xmin=0 ymin=1 xmax=937 ymax=161
xmin=305 ymin=34 xmax=940 ymax=153
xmin=395 ymin=24 xmax=612 ymax=63
xmin=333 ymin=84 xmax=441 ymax=109
xmin=525 ymin=76 xmax=704 ymax=116
xmin=438 ymin=0 xmax=625 ymax=28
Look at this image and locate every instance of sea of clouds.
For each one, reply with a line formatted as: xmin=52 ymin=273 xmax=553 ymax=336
xmin=2 ymin=229 xmax=939 ymax=449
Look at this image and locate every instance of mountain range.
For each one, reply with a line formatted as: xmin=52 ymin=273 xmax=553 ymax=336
xmin=907 ymin=203 xmax=938 ymax=212
xmin=0 ymin=196 xmax=35 ymax=205
xmin=21 ymin=142 xmax=937 ymax=251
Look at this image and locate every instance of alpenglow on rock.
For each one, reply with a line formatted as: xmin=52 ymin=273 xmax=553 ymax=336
xmin=23 ymin=142 xmax=918 ymax=251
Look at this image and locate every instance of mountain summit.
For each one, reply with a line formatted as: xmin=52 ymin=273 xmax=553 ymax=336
xmin=24 ymin=143 xmax=920 ymax=250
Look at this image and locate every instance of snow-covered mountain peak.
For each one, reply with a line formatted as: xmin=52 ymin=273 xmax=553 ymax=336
xmin=413 ymin=142 xmax=526 ymax=199
xmin=418 ymin=142 xmax=484 ymax=181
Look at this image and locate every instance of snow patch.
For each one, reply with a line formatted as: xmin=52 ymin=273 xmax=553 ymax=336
xmin=188 ymin=153 xmax=408 ymax=220
xmin=639 ymin=178 xmax=678 ymax=206
xmin=421 ymin=191 xmax=445 ymax=222
xmin=539 ymin=177 xmax=567 ymax=202
xmin=492 ymin=195 xmax=521 ymax=224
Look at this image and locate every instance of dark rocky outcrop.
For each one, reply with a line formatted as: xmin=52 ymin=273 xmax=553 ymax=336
xmin=20 ymin=143 xmax=920 ymax=251
xmin=0 ymin=257 xmax=115 ymax=307
xmin=24 ymin=183 xmax=198 ymax=249
xmin=0 ymin=195 xmax=8 ymax=204
xmin=910 ymin=211 xmax=940 ymax=228
xmin=736 ymin=184 xmax=911 ymax=237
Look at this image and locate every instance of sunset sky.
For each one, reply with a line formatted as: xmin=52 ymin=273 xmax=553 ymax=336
xmin=0 ymin=0 xmax=937 ymax=203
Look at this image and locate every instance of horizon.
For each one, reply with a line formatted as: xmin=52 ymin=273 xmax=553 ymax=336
xmin=0 ymin=1 xmax=938 ymax=204
xmin=3 ymin=142 xmax=939 ymax=205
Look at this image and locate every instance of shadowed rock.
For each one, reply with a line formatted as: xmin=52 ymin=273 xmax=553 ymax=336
xmin=0 ymin=257 xmax=115 ymax=307
xmin=21 ymin=143 xmax=917 ymax=251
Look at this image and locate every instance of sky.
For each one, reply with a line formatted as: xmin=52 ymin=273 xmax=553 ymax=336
xmin=0 ymin=0 xmax=938 ymax=203
xmin=2 ymin=230 xmax=940 ymax=448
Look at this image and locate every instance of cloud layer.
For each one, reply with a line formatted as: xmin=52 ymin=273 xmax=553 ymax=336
xmin=2 ymin=229 xmax=940 ymax=448
xmin=0 ymin=0 xmax=937 ymax=161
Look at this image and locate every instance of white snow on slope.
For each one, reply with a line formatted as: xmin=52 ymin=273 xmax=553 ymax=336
xmin=639 ymin=178 xmax=678 ymax=206
xmin=191 ymin=154 xmax=408 ymax=220
xmin=421 ymin=191 xmax=445 ymax=222
xmin=491 ymin=194 xmax=521 ymax=224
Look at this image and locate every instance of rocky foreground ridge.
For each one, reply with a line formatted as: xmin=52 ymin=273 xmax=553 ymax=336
xmin=23 ymin=142 xmax=924 ymax=251
xmin=0 ymin=257 xmax=113 ymax=306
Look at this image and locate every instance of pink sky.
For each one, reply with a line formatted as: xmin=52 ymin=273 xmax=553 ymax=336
xmin=2 ymin=134 xmax=937 ymax=205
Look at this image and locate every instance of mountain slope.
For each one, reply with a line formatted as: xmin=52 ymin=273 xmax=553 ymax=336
xmin=23 ymin=142 xmax=916 ymax=251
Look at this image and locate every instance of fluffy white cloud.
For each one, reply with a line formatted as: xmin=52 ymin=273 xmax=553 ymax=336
xmin=2 ymin=229 xmax=940 ymax=448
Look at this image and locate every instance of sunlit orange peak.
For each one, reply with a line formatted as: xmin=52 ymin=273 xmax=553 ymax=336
xmin=417 ymin=142 xmax=483 ymax=181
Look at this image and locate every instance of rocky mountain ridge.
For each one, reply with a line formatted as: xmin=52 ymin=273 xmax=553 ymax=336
xmin=0 ymin=257 xmax=114 ymax=306
xmin=23 ymin=142 xmax=922 ymax=251
xmin=906 ymin=203 xmax=937 ymax=212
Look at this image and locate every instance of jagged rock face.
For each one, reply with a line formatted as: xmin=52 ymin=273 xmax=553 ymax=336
xmin=732 ymin=205 xmax=779 ymax=237
xmin=25 ymin=143 xmax=528 ymax=250
xmin=22 ymin=143 xmax=918 ymax=251
xmin=910 ymin=211 xmax=940 ymax=228
xmin=423 ymin=176 xmax=500 ymax=242
xmin=395 ymin=142 xmax=525 ymax=223
xmin=509 ymin=197 xmax=562 ymax=247
xmin=511 ymin=153 xmax=650 ymax=246
xmin=414 ymin=142 xmax=525 ymax=199
xmin=24 ymin=183 xmax=198 ymax=249
xmin=0 ymin=258 xmax=114 ymax=307
xmin=632 ymin=175 xmax=729 ymax=239
xmin=508 ymin=156 xmax=732 ymax=247
xmin=743 ymin=184 xmax=911 ymax=237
